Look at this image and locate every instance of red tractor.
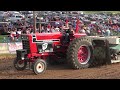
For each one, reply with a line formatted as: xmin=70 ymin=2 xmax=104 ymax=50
xmin=13 ymin=20 xmax=111 ymax=74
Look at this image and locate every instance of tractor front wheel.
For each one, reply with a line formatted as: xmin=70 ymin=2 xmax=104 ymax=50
xmin=14 ymin=59 xmax=27 ymax=71
xmin=32 ymin=59 xmax=47 ymax=75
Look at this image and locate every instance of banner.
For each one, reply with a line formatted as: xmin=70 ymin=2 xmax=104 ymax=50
xmin=8 ymin=42 xmax=22 ymax=54
xmin=0 ymin=43 xmax=9 ymax=53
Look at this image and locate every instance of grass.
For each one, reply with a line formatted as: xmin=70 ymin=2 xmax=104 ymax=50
xmin=0 ymin=35 xmax=22 ymax=43
xmin=0 ymin=35 xmax=4 ymax=40
xmin=0 ymin=35 xmax=8 ymax=43
xmin=0 ymin=35 xmax=7 ymax=38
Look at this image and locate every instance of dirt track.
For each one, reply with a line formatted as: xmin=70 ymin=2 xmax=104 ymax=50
xmin=1 ymin=58 xmax=120 ymax=79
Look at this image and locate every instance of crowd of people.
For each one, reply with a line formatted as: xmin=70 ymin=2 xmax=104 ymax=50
xmin=0 ymin=20 xmax=33 ymax=41
xmin=1 ymin=11 xmax=120 ymax=41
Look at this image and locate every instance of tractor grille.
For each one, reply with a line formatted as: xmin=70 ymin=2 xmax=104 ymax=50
xmin=16 ymin=50 xmax=22 ymax=60
xmin=22 ymin=40 xmax=30 ymax=53
xmin=16 ymin=50 xmax=27 ymax=60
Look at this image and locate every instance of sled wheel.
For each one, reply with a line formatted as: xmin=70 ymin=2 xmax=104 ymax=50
xmin=14 ymin=58 xmax=27 ymax=71
xmin=105 ymin=40 xmax=111 ymax=65
xmin=67 ymin=37 xmax=94 ymax=69
xmin=93 ymin=46 xmax=106 ymax=65
xmin=32 ymin=59 xmax=47 ymax=75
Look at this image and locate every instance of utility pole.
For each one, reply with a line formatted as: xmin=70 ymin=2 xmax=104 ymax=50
xmin=39 ymin=11 xmax=41 ymax=33
xmin=33 ymin=11 xmax=36 ymax=33
xmin=39 ymin=22 xmax=41 ymax=33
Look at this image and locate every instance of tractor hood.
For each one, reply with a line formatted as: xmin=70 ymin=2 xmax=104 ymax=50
xmin=27 ymin=32 xmax=87 ymax=42
xmin=29 ymin=32 xmax=63 ymax=42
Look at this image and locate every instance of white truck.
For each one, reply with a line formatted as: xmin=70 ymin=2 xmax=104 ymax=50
xmin=9 ymin=14 xmax=23 ymax=22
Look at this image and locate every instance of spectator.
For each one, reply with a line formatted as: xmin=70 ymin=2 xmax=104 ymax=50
xmin=51 ymin=26 xmax=56 ymax=33
xmin=16 ymin=29 xmax=22 ymax=39
xmin=46 ymin=23 xmax=51 ymax=33
xmin=26 ymin=28 xmax=30 ymax=34
xmin=101 ymin=29 xmax=105 ymax=36
xmin=105 ymin=28 xmax=111 ymax=36
xmin=10 ymin=29 xmax=17 ymax=41
xmin=55 ymin=26 xmax=60 ymax=32
xmin=41 ymin=26 xmax=45 ymax=33
xmin=80 ymin=26 xmax=86 ymax=33
xmin=86 ymin=27 xmax=91 ymax=36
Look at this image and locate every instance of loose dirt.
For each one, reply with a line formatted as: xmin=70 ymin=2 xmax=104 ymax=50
xmin=0 ymin=58 xmax=120 ymax=79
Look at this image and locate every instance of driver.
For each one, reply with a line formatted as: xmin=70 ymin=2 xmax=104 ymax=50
xmin=62 ymin=25 xmax=71 ymax=43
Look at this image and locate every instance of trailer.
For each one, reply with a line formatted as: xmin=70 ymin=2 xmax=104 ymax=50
xmin=89 ymin=36 xmax=120 ymax=63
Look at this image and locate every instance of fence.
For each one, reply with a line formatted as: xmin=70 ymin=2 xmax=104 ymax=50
xmin=0 ymin=42 xmax=22 ymax=54
xmin=0 ymin=35 xmax=22 ymax=54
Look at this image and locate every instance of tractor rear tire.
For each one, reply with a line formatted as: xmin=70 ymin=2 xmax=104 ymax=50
xmin=13 ymin=58 xmax=27 ymax=71
xmin=32 ymin=59 xmax=47 ymax=75
xmin=67 ymin=37 xmax=94 ymax=69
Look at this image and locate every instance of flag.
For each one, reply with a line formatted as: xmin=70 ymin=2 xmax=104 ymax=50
xmin=75 ymin=19 xmax=80 ymax=33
